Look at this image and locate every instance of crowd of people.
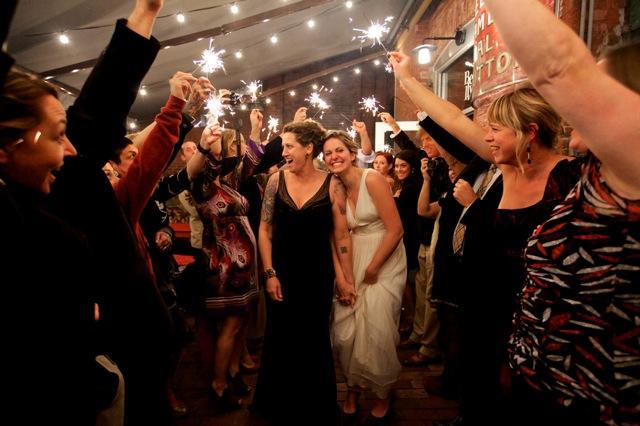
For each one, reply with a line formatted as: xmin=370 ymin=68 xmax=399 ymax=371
xmin=0 ymin=0 xmax=637 ymax=425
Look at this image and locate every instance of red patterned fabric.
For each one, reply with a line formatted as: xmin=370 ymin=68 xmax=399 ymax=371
xmin=510 ymin=156 xmax=640 ymax=425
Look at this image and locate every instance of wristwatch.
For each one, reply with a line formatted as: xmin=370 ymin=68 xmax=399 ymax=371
xmin=264 ymin=267 xmax=277 ymax=279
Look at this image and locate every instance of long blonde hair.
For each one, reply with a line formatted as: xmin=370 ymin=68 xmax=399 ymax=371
xmin=488 ymin=85 xmax=562 ymax=170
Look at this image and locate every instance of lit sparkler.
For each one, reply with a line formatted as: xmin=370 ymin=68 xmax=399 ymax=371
xmin=352 ymin=16 xmax=393 ymax=52
xmin=266 ymin=116 xmax=279 ymax=140
xmin=346 ymin=126 xmax=357 ymax=140
xmin=359 ymin=95 xmax=384 ymax=117
xmin=194 ymin=39 xmax=226 ymax=75
xmin=241 ymin=80 xmax=262 ymax=102
xmin=305 ymin=88 xmax=331 ymax=119
xmin=204 ymin=90 xmax=234 ymax=126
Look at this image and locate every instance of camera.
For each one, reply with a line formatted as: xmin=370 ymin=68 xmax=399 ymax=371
xmin=226 ymin=91 xmax=242 ymax=106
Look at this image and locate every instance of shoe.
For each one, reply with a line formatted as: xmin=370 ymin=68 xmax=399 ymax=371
xmin=397 ymin=339 xmax=421 ymax=350
xmin=168 ymin=388 xmax=188 ymax=416
xmin=402 ymin=352 xmax=441 ymax=367
xmin=209 ymin=385 xmax=243 ymax=411
xmin=240 ymin=359 xmax=260 ymax=374
xmin=434 ymin=415 xmax=464 ymax=426
xmin=228 ymin=373 xmax=252 ymax=397
xmin=341 ymin=391 xmax=360 ymax=424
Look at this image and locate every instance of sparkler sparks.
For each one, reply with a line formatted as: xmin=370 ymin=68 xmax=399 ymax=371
xmin=305 ymin=87 xmax=331 ymax=119
xmin=241 ymin=80 xmax=262 ymax=102
xmin=346 ymin=126 xmax=357 ymax=140
xmin=352 ymin=16 xmax=393 ymax=51
xmin=267 ymin=116 xmax=279 ymax=134
xmin=194 ymin=39 xmax=226 ymax=75
xmin=204 ymin=90 xmax=234 ymax=126
xmin=359 ymin=95 xmax=384 ymax=117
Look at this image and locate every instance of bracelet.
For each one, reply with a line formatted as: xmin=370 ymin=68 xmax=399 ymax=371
xmin=197 ymin=144 xmax=211 ymax=155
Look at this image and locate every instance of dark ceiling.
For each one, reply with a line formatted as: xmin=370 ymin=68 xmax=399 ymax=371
xmin=7 ymin=0 xmax=419 ymax=123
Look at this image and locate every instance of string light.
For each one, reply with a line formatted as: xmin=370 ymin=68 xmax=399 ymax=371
xmin=265 ymin=98 xmax=272 ymax=104
xmin=333 ymin=76 xmax=339 ymax=82
xmin=312 ymin=84 xmax=318 ymax=90
xmin=354 ymin=67 xmax=361 ymax=74
xmin=230 ymin=3 xmax=239 ymax=14
xmin=373 ymin=59 xmax=380 ymax=66
xmin=270 ymin=35 xmax=278 ymax=44
xmin=139 ymin=86 xmax=148 ymax=96
xmin=58 ymin=33 xmax=70 ymax=44
xmin=345 ymin=1 xmax=353 ymax=8
xmin=307 ymin=20 xmax=315 ymax=28
xmin=289 ymin=90 xmax=296 ymax=96
xmin=129 ymin=121 xmax=138 ymax=130
xmin=235 ymin=51 xmax=243 ymax=59
xmin=176 ymin=13 xmax=186 ymax=23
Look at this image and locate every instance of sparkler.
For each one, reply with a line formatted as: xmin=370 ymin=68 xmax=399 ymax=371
xmin=305 ymin=88 xmax=331 ymax=119
xmin=352 ymin=16 xmax=393 ymax=53
xmin=346 ymin=126 xmax=357 ymax=140
xmin=204 ymin=90 xmax=234 ymax=126
xmin=266 ymin=116 xmax=279 ymax=140
xmin=359 ymin=95 xmax=384 ymax=117
xmin=193 ymin=39 xmax=226 ymax=75
xmin=241 ymin=80 xmax=262 ymax=102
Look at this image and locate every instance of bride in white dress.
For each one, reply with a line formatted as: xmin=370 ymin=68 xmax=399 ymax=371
xmin=323 ymin=130 xmax=407 ymax=421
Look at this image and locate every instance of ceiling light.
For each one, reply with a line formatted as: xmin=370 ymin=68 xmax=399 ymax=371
xmin=163 ymin=45 xmax=171 ymax=50
xmin=373 ymin=59 xmax=380 ymax=66
xmin=289 ymin=90 xmax=296 ymax=96
xmin=71 ymin=69 xmax=80 ymax=73
xmin=270 ymin=35 xmax=278 ymax=44
xmin=235 ymin=51 xmax=243 ymax=59
xmin=265 ymin=98 xmax=272 ymax=104
xmin=129 ymin=122 xmax=138 ymax=130
xmin=139 ymin=87 xmax=148 ymax=96
xmin=58 ymin=33 xmax=70 ymax=44
xmin=354 ymin=67 xmax=361 ymax=74
xmin=230 ymin=3 xmax=239 ymax=14
xmin=333 ymin=76 xmax=339 ymax=82
xmin=312 ymin=84 xmax=318 ymax=90
xmin=240 ymin=104 xmax=247 ymax=110
xmin=307 ymin=20 xmax=315 ymax=28
xmin=263 ymin=19 xmax=270 ymax=23
xmin=44 ymin=76 xmax=54 ymax=80
xmin=176 ymin=13 xmax=185 ymax=23
xmin=345 ymin=1 xmax=353 ymax=8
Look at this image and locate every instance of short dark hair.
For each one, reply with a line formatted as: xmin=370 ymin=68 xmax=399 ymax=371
xmin=282 ymin=119 xmax=326 ymax=157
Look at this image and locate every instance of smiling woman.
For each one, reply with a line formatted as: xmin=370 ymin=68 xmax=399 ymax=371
xmin=0 ymin=71 xmax=77 ymax=194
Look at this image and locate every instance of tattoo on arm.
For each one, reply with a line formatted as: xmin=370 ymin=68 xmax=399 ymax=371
xmin=339 ymin=246 xmax=348 ymax=254
xmin=331 ymin=176 xmax=348 ymax=216
xmin=261 ymin=174 xmax=278 ymax=224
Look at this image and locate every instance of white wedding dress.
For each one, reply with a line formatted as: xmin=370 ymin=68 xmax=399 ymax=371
xmin=332 ymin=169 xmax=407 ymax=398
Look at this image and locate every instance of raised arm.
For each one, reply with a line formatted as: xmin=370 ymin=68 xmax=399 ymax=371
xmin=362 ymin=172 xmax=404 ymax=284
xmin=353 ymin=120 xmax=373 ymax=156
xmin=485 ymin=0 xmax=640 ymax=196
xmin=185 ymin=124 xmax=222 ymax=181
xmin=66 ymin=1 xmax=163 ymax=166
xmin=388 ymin=51 xmax=491 ymax=163
xmin=259 ymin=172 xmax=282 ymax=301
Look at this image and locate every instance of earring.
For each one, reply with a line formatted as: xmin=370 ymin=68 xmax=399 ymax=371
xmin=305 ymin=153 xmax=310 ymax=159
xmin=526 ymin=144 xmax=532 ymax=164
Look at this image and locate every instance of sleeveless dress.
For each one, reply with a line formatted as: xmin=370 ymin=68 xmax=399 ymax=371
xmin=253 ymin=171 xmax=338 ymax=424
xmin=332 ymin=169 xmax=407 ymax=398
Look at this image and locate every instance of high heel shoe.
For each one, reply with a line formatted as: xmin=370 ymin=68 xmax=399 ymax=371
xmin=209 ymin=385 xmax=243 ymax=411
xmin=228 ymin=373 xmax=252 ymax=397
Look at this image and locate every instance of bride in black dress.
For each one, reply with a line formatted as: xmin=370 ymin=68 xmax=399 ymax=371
xmin=253 ymin=120 xmax=355 ymax=424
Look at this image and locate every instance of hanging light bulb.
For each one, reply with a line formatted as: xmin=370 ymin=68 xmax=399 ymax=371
xmin=176 ymin=13 xmax=186 ymax=23
xmin=230 ymin=3 xmax=239 ymax=14
xmin=58 ymin=33 xmax=70 ymax=44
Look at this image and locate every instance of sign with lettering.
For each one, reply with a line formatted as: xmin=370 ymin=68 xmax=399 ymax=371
xmin=473 ymin=0 xmax=555 ymax=99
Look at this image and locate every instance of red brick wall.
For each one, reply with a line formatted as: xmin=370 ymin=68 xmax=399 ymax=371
xmin=394 ymin=0 xmax=476 ymax=121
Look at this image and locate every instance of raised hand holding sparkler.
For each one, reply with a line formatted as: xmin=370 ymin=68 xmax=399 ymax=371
xmin=249 ymin=109 xmax=263 ymax=142
xmin=204 ymin=88 xmax=234 ymax=126
xmin=293 ymin=107 xmax=308 ymax=122
xmin=184 ymin=76 xmax=214 ymax=117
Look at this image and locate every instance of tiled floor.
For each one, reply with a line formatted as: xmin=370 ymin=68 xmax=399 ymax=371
xmin=173 ymin=330 xmax=458 ymax=426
